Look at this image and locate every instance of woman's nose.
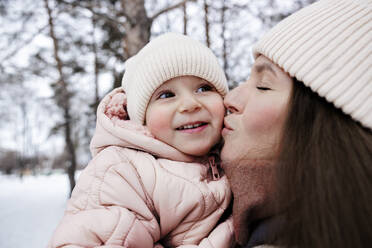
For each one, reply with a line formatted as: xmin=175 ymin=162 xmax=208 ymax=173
xmin=224 ymin=84 xmax=245 ymax=114
xmin=178 ymin=95 xmax=202 ymax=113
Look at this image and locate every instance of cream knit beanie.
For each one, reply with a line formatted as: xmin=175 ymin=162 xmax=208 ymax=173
xmin=122 ymin=33 xmax=228 ymax=124
xmin=253 ymin=0 xmax=372 ymax=130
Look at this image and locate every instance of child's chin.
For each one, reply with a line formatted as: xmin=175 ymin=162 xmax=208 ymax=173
xmin=183 ymin=147 xmax=210 ymax=157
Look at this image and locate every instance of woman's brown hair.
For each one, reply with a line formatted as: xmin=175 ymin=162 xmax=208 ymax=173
xmin=276 ymin=79 xmax=372 ymax=247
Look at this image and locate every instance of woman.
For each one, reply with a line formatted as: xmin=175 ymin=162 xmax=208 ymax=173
xmin=221 ymin=0 xmax=372 ymax=247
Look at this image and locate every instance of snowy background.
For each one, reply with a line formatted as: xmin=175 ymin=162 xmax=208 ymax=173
xmin=0 ymin=173 xmax=69 ymax=248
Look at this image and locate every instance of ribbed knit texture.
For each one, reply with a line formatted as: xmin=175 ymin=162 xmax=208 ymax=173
xmin=253 ymin=0 xmax=372 ymax=130
xmin=122 ymin=33 xmax=228 ymax=124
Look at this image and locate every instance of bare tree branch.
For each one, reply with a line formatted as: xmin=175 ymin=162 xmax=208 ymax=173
xmin=0 ymin=24 xmax=48 ymax=63
xmin=57 ymin=0 xmax=126 ymax=28
xmin=150 ymin=0 xmax=196 ymax=21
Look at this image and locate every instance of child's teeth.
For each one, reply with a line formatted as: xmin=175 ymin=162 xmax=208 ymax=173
xmin=179 ymin=123 xmax=204 ymax=130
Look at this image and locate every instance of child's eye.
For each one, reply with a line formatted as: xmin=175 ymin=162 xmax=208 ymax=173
xmin=196 ymin=84 xmax=213 ymax=93
xmin=256 ymin=86 xmax=271 ymax=91
xmin=158 ymin=91 xmax=175 ymax=99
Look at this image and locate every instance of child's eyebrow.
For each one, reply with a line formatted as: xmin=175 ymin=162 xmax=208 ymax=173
xmin=254 ymin=63 xmax=277 ymax=76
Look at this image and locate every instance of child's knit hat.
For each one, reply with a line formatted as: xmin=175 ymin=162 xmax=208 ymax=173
xmin=122 ymin=33 xmax=228 ymax=124
xmin=253 ymin=0 xmax=372 ymax=130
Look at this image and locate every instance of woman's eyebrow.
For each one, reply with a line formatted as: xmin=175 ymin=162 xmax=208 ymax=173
xmin=254 ymin=63 xmax=277 ymax=76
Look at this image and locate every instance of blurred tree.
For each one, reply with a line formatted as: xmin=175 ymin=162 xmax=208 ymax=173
xmin=220 ymin=0 xmax=228 ymax=80
xmin=91 ymin=13 xmax=100 ymax=116
xmin=203 ymin=0 xmax=211 ymax=48
xmin=182 ymin=1 xmax=188 ymax=35
xmin=0 ymin=149 xmax=19 ymax=175
xmin=43 ymin=0 xmax=78 ymax=195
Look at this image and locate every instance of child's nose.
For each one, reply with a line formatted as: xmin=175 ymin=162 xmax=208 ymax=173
xmin=178 ymin=96 xmax=202 ymax=113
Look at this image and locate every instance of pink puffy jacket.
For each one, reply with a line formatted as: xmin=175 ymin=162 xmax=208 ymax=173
xmin=48 ymin=88 xmax=233 ymax=248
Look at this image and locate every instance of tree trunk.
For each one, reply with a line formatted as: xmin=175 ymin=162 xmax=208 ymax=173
xmin=183 ymin=2 xmax=188 ymax=35
xmin=220 ymin=0 xmax=228 ymax=81
xmin=111 ymin=0 xmax=152 ymax=89
xmin=203 ymin=0 xmax=210 ymax=47
xmin=121 ymin=0 xmax=152 ymax=59
xmin=44 ymin=0 xmax=77 ymax=196
xmin=91 ymin=15 xmax=100 ymax=114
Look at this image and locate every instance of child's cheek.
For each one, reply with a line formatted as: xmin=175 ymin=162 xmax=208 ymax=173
xmin=211 ymin=100 xmax=225 ymax=128
xmin=146 ymin=109 xmax=170 ymax=138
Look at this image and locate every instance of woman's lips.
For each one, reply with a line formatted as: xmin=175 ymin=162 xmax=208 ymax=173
xmin=222 ymin=120 xmax=233 ymax=135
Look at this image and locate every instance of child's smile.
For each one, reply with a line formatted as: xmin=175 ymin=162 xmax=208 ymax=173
xmin=176 ymin=121 xmax=208 ymax=133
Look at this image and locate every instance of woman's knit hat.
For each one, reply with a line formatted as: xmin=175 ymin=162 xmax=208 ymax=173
xmin=122 ymin=33 xmax=228 ymax=124
xmin=253 ymin=0 xmax=372 ymax=130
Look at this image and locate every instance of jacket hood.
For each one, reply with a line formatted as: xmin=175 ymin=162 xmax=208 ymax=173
xmin=90 ymin=88 xmax=195 ymax=163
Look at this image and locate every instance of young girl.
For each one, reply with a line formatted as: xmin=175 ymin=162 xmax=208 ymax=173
xmin=49 ymin=33 xmax=233 ymax=248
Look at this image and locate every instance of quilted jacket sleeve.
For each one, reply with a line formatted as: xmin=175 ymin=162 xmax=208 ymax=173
xmin=48 ymin=147 xmax=160 ymax=248
xmin=175 ymin=217 xmax=235 ymax=248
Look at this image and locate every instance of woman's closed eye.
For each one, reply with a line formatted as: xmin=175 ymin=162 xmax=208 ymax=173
xmin=196 ymin=84 xmax=214 ymax=93
xmin=158 ymin=91 xmax=175 ymax=99
xmin=256 ymin=86 xmax=271 ymax=91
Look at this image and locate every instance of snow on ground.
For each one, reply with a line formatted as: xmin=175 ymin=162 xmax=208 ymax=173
xmin=0 ymin=173 xmax=70 ymax=248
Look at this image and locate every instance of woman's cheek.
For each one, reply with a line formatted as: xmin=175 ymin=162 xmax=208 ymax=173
xmin=243 ymin=105 xmax=283 ymax=134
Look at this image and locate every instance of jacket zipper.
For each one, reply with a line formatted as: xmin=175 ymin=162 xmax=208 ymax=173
xmin=208 ymin=156 xmax=220 ymax=181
